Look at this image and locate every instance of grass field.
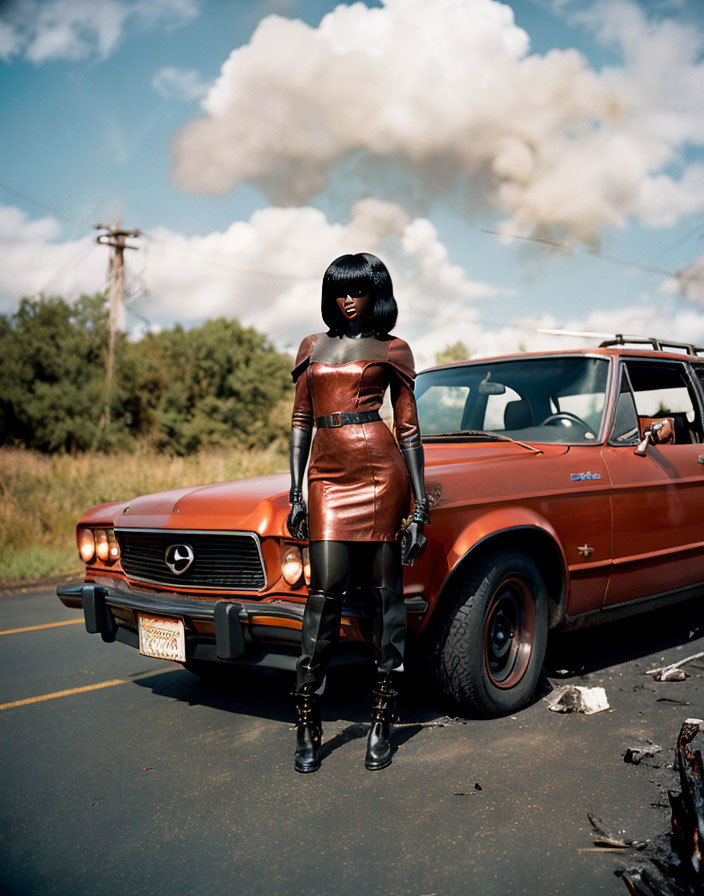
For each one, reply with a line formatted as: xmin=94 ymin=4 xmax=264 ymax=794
xmin=0 ymin=444 xmax=289 ymax=586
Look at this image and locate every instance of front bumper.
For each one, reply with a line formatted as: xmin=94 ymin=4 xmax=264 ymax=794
xmin=57 ymin=582 xmax=409 ymax=671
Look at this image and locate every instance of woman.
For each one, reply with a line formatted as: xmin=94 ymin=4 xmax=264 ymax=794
xmin=287 ymin=252 xmax=429 ymax=774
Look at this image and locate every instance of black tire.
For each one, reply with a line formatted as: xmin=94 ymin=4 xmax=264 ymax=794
xmin=429 ymin=549 xmax=548 ymax=717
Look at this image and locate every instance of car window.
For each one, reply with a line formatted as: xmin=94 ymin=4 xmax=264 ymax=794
xmin=624 ymin=361 xmax=703 ymax=445
xmin=609 ymin=368 xmax=640 ymax=445
xmin=693 ymin=365 xmax=704 ymax=396
xmin=483 ymin=386 xmax=522 ymax=430
xmin=416 ymin=385 xmax=470 ymax=434
xmin=415 ymin=357 xmax=609 ymax=444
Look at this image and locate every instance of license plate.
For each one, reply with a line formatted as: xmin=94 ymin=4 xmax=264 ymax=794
xmin=138 ymin=614 xmax=186 ymax=662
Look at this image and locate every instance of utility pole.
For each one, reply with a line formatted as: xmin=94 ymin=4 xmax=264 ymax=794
xmin=95 ymin=219 xmax=141 ymax=425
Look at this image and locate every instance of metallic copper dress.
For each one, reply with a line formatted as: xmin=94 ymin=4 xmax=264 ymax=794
xmin=291 ymin=333 xmax=420 ymax=542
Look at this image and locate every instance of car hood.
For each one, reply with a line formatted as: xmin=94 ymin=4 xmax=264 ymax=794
xmin=89 ymin=473 xmax=292 ymax=536
xmin=423 ymin=439 xmax=569 ymax=467
xmin=81 ymin=441 xmax=571 ymax=534
xmin=421 ymin=439 xmax=572 ymax=508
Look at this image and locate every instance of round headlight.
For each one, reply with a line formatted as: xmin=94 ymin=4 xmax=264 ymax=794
xmin=281 ymin=545 xmax=303 ymax=586
xmin=78 ymin=528 xmax=95 ymax=564
xmin=95 ymin=529 xmax=109 ymax=562
xmin=107 ymin=529 xmax=120 ymax=562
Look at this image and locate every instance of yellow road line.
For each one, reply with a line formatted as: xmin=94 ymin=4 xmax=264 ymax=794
xmin=0 ymin=679 xmax=126 ymax=710
xmin=0 ymin=619 xmax=84 ymax=636
xmin=0 ymin=667 xmax=176 ymax=711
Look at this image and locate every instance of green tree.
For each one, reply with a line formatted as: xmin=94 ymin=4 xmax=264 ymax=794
xmin=0 ymin=293 xmax=125 ymax=451
xmin=0 ymin=295 xmax=294 ymax=454
xmin=435 ymin=341 xmax=471 ymax=365
xmin=133 ymin=318 xmax=293 ymax=454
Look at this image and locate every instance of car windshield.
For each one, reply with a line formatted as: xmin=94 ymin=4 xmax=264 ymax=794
xmin=415 ymin=356 xmax=610 ymax=445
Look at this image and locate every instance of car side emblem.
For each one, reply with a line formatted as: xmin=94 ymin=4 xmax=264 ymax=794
xmin=164 ymin=544 xmax=194 ymax=575
xmin=570 ymin=472 xmax=601 ymax=481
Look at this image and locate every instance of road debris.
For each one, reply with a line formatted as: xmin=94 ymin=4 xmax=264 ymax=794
xmin=645 ymin=651 xmax=704 ymax=681
xmin=623 ymin=742 xmax=662 ymax=765
xmin=546 ymin=685 xmax=609 ymax=714
xmin=453 ymin=783 xmax=483 ymax=796
xmin=668 ymin=718 xmax=704 ymax=888
xmin=656 ymin=668 xmax=688 ymax=681
xmin=594 ymin=719 xmax=704 ymax=896
xmin=587 ymin=811 xmax=648 ymax=850
xmin=429 ymin=716 xmax=469 ymax=727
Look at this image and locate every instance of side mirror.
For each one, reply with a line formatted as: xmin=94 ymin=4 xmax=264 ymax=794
xmin=634 ymin=418 xmax=674 ymax=456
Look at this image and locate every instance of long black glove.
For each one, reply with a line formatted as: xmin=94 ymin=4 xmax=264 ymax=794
xmin=400 ymin=442 xmax=429 ymax=566
xmin=287 ymin=427 xmax=312 ymax=540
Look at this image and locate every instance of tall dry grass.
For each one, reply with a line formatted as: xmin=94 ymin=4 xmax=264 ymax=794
xmin=0 ymin=443 xmax=289 ymax=585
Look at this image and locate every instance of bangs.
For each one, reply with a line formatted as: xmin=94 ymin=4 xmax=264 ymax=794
xmin=320 ymin=252 xmax=397 ymax=336
xmin=322 ymin=255 xmax=373 ymax=298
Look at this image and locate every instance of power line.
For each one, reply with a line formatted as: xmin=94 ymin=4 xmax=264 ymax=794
xmin=0 ymin=179 xmax=92 ymax=228
xmin=653 ymin=217 xmax=704 ymax=260
xmin=481 ymin=229 xmax=676 ymax=278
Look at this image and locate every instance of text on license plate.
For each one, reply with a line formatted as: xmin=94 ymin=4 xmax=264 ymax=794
xmin=138 ymin=614 xmax=186 ymax=662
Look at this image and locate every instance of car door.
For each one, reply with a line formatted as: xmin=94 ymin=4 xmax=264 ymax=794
xmin=602 ymin=357 xmax=704 ymax=606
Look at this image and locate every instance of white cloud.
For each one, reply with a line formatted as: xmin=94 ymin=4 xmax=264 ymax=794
xmin=137 ymin=198 xmax=510 ymax=365
xmin=152 ymin=66 xmax=210 ymax=101
xmin=0 ymin=0 xmax=200 ymax=64
xmin=4 ymin=201 xmax=702 ymax=367
xmin=0 ymin=200 xmax=505 ymax=366
xmin=0 ymin=205 xmax=105 ymax=300
xmin=170 ymin=0 xmax=704 ymax=244
xmin=0 ymin=20 xmax=21 ymax=60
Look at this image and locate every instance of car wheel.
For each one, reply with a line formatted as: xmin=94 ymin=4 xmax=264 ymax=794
xmin=429 ymin=549 xmax=548 ymax=716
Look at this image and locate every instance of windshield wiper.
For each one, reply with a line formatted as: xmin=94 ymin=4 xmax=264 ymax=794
xmin=423 ymin=430 xmax=543 ymax=454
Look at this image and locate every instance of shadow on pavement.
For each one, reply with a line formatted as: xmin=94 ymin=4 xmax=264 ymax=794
xmin=546 ymin=598 xmax=704 ymax=678
xmin=130 ymin=661 xmax=442 ymax=734
xmin=129 ymin=597 xmax=703 ymax=730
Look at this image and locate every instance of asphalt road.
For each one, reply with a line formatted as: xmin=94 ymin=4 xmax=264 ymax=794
xmin=1 ymin=587 xmax=703 ymax=896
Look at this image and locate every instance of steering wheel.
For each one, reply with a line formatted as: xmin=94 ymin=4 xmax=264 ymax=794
xmin=540 ymin=412 xmax=597 ymax=438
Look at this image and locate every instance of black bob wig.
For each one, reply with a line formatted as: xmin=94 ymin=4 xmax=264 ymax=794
xmin=321 ymin=253 xmax=397 ymax=337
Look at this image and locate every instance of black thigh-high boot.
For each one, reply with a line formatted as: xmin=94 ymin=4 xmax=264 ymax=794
xmin=365 ymin=586 xmax=406 ymax=770
xmin=294 ymin=592 xmax=342 ymax=774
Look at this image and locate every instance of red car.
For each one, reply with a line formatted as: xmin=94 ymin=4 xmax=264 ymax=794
xmin=58 ymin=336 xmax=704 ymax=715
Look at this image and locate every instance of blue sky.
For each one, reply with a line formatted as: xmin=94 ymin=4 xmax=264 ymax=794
xmin=1 ymin=0 xmax=703 ymax=364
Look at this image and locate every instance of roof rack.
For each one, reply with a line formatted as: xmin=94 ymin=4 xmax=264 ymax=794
xmin=598 ymin=334 xmax=704 ymax=357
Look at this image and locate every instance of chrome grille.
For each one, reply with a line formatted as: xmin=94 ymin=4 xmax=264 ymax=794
xmin=115 ymin=529 xmax=266 ymax=591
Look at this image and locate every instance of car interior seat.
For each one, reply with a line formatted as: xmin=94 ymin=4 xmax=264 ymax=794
xmin=504 ymin=399 xmax=534 ymax=430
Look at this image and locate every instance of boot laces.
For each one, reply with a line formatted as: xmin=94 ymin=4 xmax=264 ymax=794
xmin=371 ymin=677 xmax=398 ymax=722
xmin=295 ymin=692 xmax=321 ymax=734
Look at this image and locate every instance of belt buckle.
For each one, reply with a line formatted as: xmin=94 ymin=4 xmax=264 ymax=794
xmin=329 ymin=412 xmax=343 ymax=427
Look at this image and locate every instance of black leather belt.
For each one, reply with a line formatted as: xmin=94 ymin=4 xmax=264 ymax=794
xmin=315 ymin=410 xmax=382 ymax=428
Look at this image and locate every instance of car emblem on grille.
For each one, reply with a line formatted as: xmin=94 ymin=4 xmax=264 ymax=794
xmin=164 ymin=543 xmax=194 ymax=575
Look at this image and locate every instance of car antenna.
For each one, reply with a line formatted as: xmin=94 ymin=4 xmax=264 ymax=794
xmin=538 ymin=328 xmax=620 ymax=340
